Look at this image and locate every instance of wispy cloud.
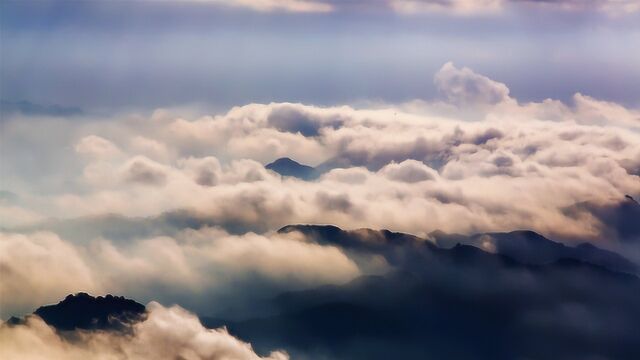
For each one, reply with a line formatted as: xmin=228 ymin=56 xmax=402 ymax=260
xmin=172 ymin=0 xmax=333 ymax=12
xmin=167 ymin=0 xmax=640 ymax=15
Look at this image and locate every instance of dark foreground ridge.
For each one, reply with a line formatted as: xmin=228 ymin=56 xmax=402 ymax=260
xmin=33 ymin=293 xmax=145 ymax=331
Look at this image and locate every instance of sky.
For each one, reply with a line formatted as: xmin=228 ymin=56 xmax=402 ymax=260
xmin=1 ymin=1 xmax=640 ymax=360
xmin=2 ymin=0 xmax=640 ymax=112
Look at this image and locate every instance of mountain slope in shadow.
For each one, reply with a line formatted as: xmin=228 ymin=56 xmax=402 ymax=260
xmin=198 ymin=224 xmax=640 ymax=359
xmin=280 ymin=224 xmax=638 ymax=274
xmin=207 ymin=253 xmax=640 ymax=359
xmin=431 ymin=229 xmax=638 ymax=274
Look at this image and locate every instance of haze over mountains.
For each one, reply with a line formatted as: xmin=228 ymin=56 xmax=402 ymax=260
xmin=6 ymin=223 xmax=640 ymax=359
xmin=280 ymin=224 xmax=639 ymax=274
xmin=3 ymin=148 xmax=639 ymax=358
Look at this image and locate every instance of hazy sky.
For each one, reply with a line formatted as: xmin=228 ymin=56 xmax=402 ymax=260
xmin=2 ymin=0 xmax=640 ymax=112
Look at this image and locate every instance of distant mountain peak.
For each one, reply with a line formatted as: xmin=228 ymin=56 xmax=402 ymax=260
xmin=32 ymin=293 xmax=146 ymax=331
xmin=270 ymin=157 xmax=301 ymax=165
xmin=265 ymin=157 xmax=317 ymax=180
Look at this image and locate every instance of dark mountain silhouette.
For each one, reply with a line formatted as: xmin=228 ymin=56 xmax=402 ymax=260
xmin=5 ymin=316 xmax=25 ymax=326
xmin=206 ymin=266 xmax=640 ymax=359
xmin=432 ymin=229 xmax=638 ymax=274
xmin=278 ymin=224 xmax=433 ymax=255
xmin=280 ymin=224 xmax=637 ymax=275
xmin=205 ymin=226 xmax=640 ymax=359
xmin=265 ymin=158 xmax=317 ymax=180
xmin=33 ymin=293 xmax=145 ymax=331
xmin=267 ymin=154 xmax=397 ymax=178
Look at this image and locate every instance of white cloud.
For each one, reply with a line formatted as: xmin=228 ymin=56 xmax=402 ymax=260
xmin=389 ymin=0 xmax=503 ymax=15
xmin=2 ymin=63 xmax=639 ymax=262
xmin=434 ymin=62 xmax=512 ymax=106
xmin=0 ymin=228 xmax=360 ymax=317
xmin=130 ymin=136 xmax=171 ymax=162
xmin=0 ymin=232 xmax=98 ymax=318
xmin=572 ymin=93 xmax=640 ymax=127
xmin=0 ymin=302 xmax=288 ymax=360
xmin=188 ymin=0 xmax=333 ymax=13
xmin=75 ymin=135 xmax=122 ymax=159
xmin=122 ymin=156 xmax=169 ymax=186
xmin=379 ymin=160 xmax=437 ymax=183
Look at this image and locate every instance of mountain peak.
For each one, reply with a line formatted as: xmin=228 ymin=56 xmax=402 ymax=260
xmin=269 ymin=157 xmax=300 ymax=165
xmin=33 ymin=293 xmax=146 ymax=331
xmin=265 ymin=158 xmax=317 ymax=180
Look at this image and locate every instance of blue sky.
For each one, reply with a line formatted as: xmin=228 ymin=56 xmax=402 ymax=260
xmin=1 ymin=0 xmax=639 ymax=112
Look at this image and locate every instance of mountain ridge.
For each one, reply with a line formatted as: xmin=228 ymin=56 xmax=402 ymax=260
xmin=280 ymin=224 xmax=638 ymax=275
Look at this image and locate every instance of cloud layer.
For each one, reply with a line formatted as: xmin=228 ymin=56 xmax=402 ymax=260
xmin=0 ymin=229 xmax=361 ymax=318
xmin=1 ymin=62 xmax=639 ymax=321
xmin=2 ymin=64 xmax=638 ymax=241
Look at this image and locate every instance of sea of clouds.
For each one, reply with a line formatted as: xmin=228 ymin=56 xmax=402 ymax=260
xmin=1 ymin=62 xmax=639 ymax=358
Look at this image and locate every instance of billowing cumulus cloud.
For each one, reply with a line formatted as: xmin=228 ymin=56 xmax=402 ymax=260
xmin=75 ymin=135 xmax=122 ymax=159
xmin=434 ymin=62 xmax=512 ymax=106
xmin=0 ymin=302 xmax=288 ymax=360
xmin=1 ymin=63 xmax=638 ymax=246
xmin=0 ymin=232 xmax=98 ymax=317
xmin=1 ymin=63 xmax=639 ymax=322
xmin=379 ymin=160 xmax=437 ymax=183
xmin=0 ymin=229 xmax=360 ymax=318
xmin=572 ymin=93 xmax=640 ymax=127
xmin=123 ymin=157 xmax=170 ymax=186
